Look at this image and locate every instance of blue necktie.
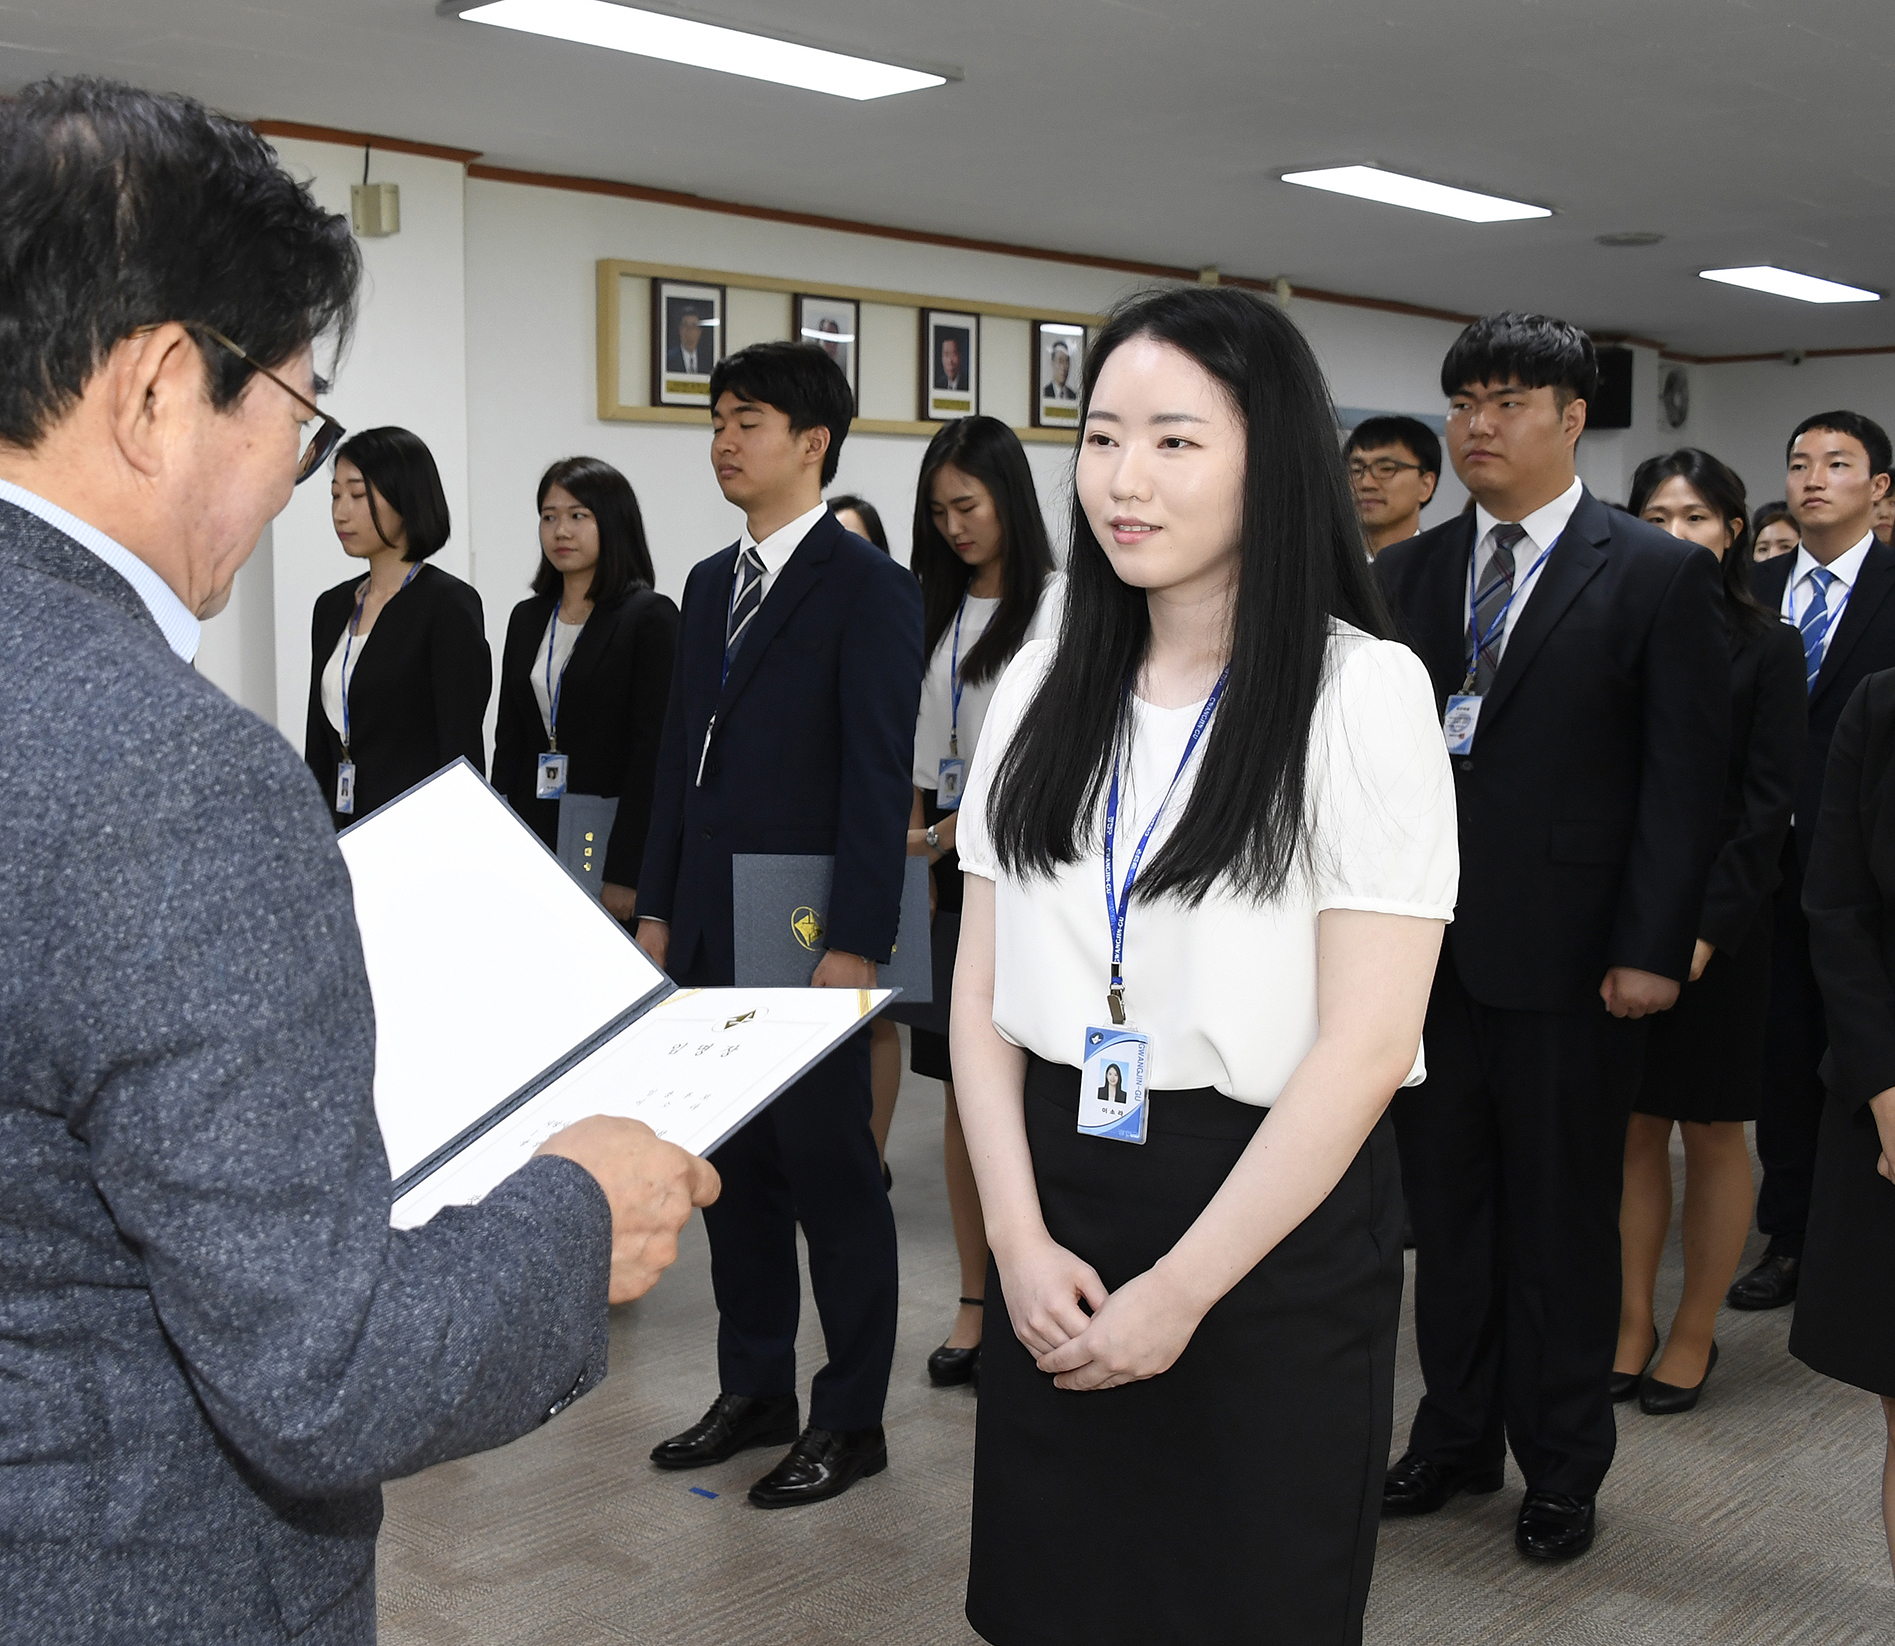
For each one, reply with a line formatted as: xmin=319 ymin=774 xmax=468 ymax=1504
xmin=1470 ymin=522 xmax=1526 ymax=693
xmin=726 ymin=545 xmax=765 ymax=667
xmin=1799 ymin=567 xmax=1836 ymax=693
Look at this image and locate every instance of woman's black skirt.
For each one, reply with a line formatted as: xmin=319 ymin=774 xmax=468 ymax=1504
xmin=1634 ymin=915 xmax=1773 ymax=1124
xmin=966 ymin=1055 xmax=1405 ymax=1646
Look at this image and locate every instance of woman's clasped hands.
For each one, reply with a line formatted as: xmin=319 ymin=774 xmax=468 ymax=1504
xmin=997 ymin=1235 xmax=1207 ymax=1391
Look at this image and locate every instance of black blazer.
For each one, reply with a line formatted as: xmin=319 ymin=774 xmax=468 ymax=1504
xmin=637 ymin=510 xmax=924 ymax=983
xmin=491 ymin=585 xmax=679 ymax=887
xmin=1374 ymin=488 xmax=1729 ymax=1011
xmin=1753 ymin=541 xmax=1895 ymax=863
xmin=304 ymin=563 xmax=491 ymax=828
xmin=1699 ymin=615 xmax=1807 ymax=952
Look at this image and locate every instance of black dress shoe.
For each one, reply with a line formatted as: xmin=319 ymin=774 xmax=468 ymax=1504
xmin=1515 ymin=1491 xmax=1595 ymax=1560
xmin=650 ymin=1392 xmax=800 ymax=1470
xmin=1727 ymin=1252 xmax=1798 ymax=1310
xmin=1609 ymin=1330 xmax=1658 ymax=1402
xmin=1382 ymin=1452 xmax=1505 ymax=1516
xmin=748 ymin=1424 xmax=887 ymax=1509
xmin=927 ymin=1297 xmax=983 ymax=1387
xmin=1640 ymin=1342 xmax=1718 ymax=1415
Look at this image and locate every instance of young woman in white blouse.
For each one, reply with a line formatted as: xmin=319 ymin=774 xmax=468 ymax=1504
xmin=899 ymin=416 xmax=1061 ymax=1388
xmin=952 ymin=287 xmax=1457 ymax=1644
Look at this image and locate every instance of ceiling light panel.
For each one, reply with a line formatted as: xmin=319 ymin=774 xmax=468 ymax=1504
xmin=1280 ymin=165 xmax=1550 ymax=223
xmin=1698 ymin=266 xmax=1879 ymax=305
xmin=454 ymin=0 xmax=949 ymax=100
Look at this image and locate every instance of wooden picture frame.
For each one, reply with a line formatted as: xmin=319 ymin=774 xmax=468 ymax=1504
xmin=651 ymin=279 xmax=726 ymax=407
xmin=1032 ymin=321 xmax=1085 ymax=429
xmin=794 ymin=293 xmax=860 ymax=409
xmin=919 ymin=308 xmax=979 ymax=421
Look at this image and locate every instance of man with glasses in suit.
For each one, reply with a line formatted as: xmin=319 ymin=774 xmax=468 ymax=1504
xmin=1348 ymin=413 xmax=1443 ymax=558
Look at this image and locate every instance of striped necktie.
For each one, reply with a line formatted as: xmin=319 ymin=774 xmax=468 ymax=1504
xmin=1799 ymin=566 xmax=1836 ymax=693
xmin=726 ymin=545 xmax=766 ymax=666
xmin=1471 ymin=522 xmax=1526 ymax=693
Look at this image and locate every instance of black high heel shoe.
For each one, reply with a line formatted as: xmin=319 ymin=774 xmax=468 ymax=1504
xmin=1639 ymin=1342 xmax=1717 ymax=1415
xmin=1609 ymin=1329 xmax=1658 ymax=1402
xmin=926 ymin=1297 xmax=983 ymax=1387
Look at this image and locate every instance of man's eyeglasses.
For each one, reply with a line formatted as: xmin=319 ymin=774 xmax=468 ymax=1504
xmin=186 ymin=323 xmax=346 ymax=485
xmin=1348 ymin=457 xmax=1424 ymax=483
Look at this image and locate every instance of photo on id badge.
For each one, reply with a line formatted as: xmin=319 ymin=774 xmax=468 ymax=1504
xmin=1079 ymin=1025 xmax=1150 ymax=1144
xmin=536 ymin=751 xmax=569 ymax=799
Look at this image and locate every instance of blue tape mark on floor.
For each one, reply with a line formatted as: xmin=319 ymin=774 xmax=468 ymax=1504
xmin=689 ymin=1486 xmax=718 ymax=1499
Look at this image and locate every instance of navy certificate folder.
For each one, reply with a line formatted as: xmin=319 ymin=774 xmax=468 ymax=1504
xmin=732 ymin=854 xmax=932 ymax=1001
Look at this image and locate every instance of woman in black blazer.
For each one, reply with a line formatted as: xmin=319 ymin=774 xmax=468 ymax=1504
xmin=1614 ymin=450 xmax=1807 ymax=1413
xmin=305 ymin=427 xmax=491 ymax=827
xmin=492 ymin=457 xmax=677 ymax=924
xmin=1793 ymin=666 xmax=1895 ymax=1578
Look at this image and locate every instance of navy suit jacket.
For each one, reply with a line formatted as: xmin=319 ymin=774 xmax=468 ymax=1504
xmin=1752 ymin=540 xmax=1895 ymax=866
xmin=638 ymin=510 xmax=924 ymax=983
xmin=1374 ymin=488 xmax=1729 ymax=1012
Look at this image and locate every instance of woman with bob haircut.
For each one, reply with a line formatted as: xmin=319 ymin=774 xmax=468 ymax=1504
xmin=305 ymin=425 xmax=490 ymax=827
xmin=492 ymin=456 xmax=678 ymax=923
xmin=1613 ymin=449 xmax=1804 ymax=1414
xmin=951 ymin=286 xmax=1457 ymax=1642
xmin=899 ymin=415 xmax=1062 ymax=1390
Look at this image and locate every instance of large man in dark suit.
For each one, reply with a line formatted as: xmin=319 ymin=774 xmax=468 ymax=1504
xmin=638 ymin=341 xmax=924 ymax=1507
xmin=1375 ymin=314 xmax=1728 ymax=1561
xmin=0 ymin=80 xmax=714 ymax=1645
xmin=1732 ymin=411 xmax=1895 ymax=1310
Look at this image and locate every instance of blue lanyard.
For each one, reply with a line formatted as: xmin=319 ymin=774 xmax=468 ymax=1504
xmin=544 ymin=608 xmax=585 ymax=752
xmin=340 ymin=563 xmax=418 ymax=754
xmin=948 ymin=594 xmax=969 ymax=756
xmin=1463 ymin=532 xmax=1558 ymax=690
xmin=1102 ymin=667 xmax=1229 ymax=1022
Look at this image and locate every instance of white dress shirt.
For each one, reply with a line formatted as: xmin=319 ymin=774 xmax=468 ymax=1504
xmin=911 ymin=574 xmax=1065 ymax=787
xmin=734 ymin=501 xmax=831 ymax=605
xmin=1468 ymin=476 xmax=1584 ymax=665
xmin=0 ymin=477 xmax=201 ymax=662
xmin=1779 ymin=532 xmax=1875 ymax=667
xmin=531 ymin=615 xmax=587 ymax=737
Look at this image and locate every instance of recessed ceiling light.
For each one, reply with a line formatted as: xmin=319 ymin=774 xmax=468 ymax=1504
xmin=1280 ymin=165 xmax=1550 ymax=223
xmin=1698 ymin=265 xmax=1879 ymax=305
xmin=450 ymin=0 xmax=952 ymax=101
xmin=1596 ymin=232 xmax=1664 ymax=248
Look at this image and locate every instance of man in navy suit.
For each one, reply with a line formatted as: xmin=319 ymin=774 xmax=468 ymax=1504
xmin=1374 ymin=314 xmax=1727 ymax=1561
xmin=637 ymin=341 xmax=924 ymax=1507
xmin=1732 ymin=411 xmax=1895 ymax=1311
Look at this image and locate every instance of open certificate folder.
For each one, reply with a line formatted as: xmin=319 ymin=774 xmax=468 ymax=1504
xmin=336 ymin=760 xmax=893 ymax=1230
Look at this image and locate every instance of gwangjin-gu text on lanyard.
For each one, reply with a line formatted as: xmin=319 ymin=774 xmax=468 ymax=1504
xmin=536 ymin=609 xmax=585 ymax=800
xmin=1441 ymin=532 xmax=1558 ymax=757
xmin=937 ymin=593 xmax=972 ymax=810
xmin=1080 ymin=666 xmax=1228 ymax=1147
xmin=335 ymin=563 xmax=420 ymax=815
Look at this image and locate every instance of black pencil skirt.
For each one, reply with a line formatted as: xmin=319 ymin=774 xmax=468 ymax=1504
xmin=1633 ymin=916 xmax=1773 ymax=1124
xmin=965 ymin=1055 xmax=1405 ymax=1646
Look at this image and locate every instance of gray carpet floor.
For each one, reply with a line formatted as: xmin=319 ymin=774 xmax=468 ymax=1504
xmin=378 ymin=1050 xmax=1893 ymax=1644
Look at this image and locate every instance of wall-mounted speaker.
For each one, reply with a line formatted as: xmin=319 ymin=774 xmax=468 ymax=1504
xmin=1590 ymin=345 xmax=1634 ymax=430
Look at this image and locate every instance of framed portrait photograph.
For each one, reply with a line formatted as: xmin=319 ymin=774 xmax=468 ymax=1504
xmin=795 ymin=294 xmax=860 ymax=409
xmin=1033 ymin=322 xmax=1086 ymax=428
xmin=920 ymin=309 xmax=979 ymax=421
xmin=651 ymin=279 xmax=726 ymax=408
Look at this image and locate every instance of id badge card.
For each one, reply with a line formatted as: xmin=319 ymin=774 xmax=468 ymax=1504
xmin=536 ymin=751 xmax=570 ymax=799
xmin=335 ymin=760 xmax=356 ymax=816
xmin=1443 ymin=694 xmax=1482 ymax=756
xmin=937 ymin=757 xmax=967 ymax=810
xmin=1079 ymin=1025 xmax=1151 ymax=1144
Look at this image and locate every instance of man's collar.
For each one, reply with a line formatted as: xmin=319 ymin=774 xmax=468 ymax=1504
xmin=740 ymin=501 xmax=830 ymax=574
xmin=1473 ymin=476 xmax=1584 ymax=555
xmin=0 ymin=477 xmax=200 ymax=661
xmin=1792 ymin=531 xmax=1876 ymax=590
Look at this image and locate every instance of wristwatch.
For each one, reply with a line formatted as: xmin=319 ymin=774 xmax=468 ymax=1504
xmin=924 ymin=824 xmax=941 ymax=851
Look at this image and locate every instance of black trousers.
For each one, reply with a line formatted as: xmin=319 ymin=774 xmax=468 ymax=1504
xmin=1757 ymin=841 xmax=1827 ymax=1257
xmin=1393 ymin=954 xmax=1644 ymax=1499
xmin=699 ymin=1029 xmax=898 ymax=1432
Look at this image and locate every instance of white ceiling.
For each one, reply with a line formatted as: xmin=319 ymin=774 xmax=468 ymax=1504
xmin=4 ymin=0 xmax=1891 ymax=356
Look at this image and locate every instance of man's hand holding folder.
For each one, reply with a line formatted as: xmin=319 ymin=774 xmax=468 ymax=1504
xmin=538 ymin=1117 xmax=721 ymax=1304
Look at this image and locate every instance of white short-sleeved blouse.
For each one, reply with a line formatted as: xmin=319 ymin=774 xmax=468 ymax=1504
xmin=955 ymin=623 xmax=1458 ymax=1105
xmin=912 ymin=575 xmax=1065 ymax=789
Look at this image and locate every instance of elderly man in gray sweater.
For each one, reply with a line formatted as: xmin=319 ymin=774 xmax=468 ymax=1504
xmin=0 ymin=79 xmax=719 ymax=1644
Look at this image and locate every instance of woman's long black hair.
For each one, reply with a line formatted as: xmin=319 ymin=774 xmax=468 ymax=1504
xmin=910 ymin=416 xmax=1056 ymax=687
xmin=985 ymin=285 xmax=1389 ymax=907
xmin=1628 ymin=449 xmax=1774 ymax=641
xmin=531 ymin=455 xmax=656 ymax=607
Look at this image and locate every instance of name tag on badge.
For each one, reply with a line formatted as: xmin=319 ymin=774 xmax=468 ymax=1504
xmin=937 ymin=757 xmax=967 ymax=810
xmin=536 ymin=751 xmax=570 ymax=800
xmin=1079 ymin=1025 xmax=1151 ymax=1145
xmin=1443 ymin=694 xmax=1482 ymax=756
xmin=335 ymin=760 xmax=356 ymax=816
